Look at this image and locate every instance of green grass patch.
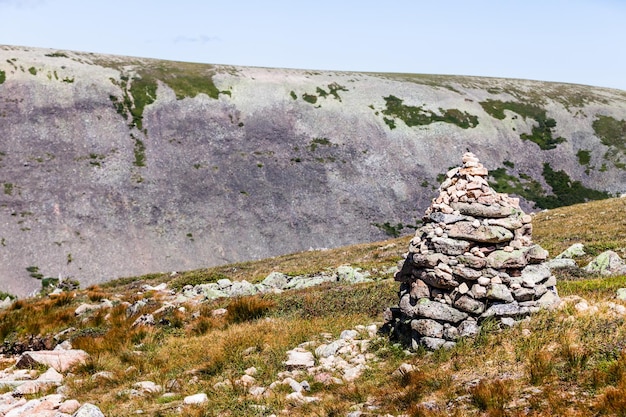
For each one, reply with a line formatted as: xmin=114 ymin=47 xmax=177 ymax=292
xmin=302 ymin=93 xmax=317 ymax=104
xmin=127 ymin=78 xmax=157 ymax=130
xmin=316 ymin=87 xmax=328 ymax=98
xmin=28 ymin=67 xmax=37 ymax=76
xmin=45 ymin=52 xmax=68 ymax=58
xmin=593 ymin=115 xmax=626 ymax=150
xmin=593 ymin=115 xmax=626 ymax=168
xmin=577 ymin=149 xmax=591 ymax=166
xmin=382 ymin=95 xmax=478 ymax=129
xmin=558 ymin=275 xmax=626 ymax=298
xmin=99 ymin=59 xmax=223 ymax=130
xmin=328 ymin=82 xmax=348 ymax=101
xmin=489 ymin=163 xmax=609 ymax=209
xmin=26 ymin=266 xmax=44 ymax=280
xmin=480 ymin=99 xmax=566 ymax=150
xmin=536 ymin=163 xmax=610 ymax=208
xmin=383 ymin=117 xmax=396 ymax=129
xmin=308 ymin=137 xmax=334 ymax=151
xmin=372 ymin=221 xmax=418 ymax=238
xmin=132 ymin=135 xmax=146 ymax=167
xmin=0 ymin=291 xmax=15 ymax=300
xmin=269 ymin=280 xmax=396 ymax=319
xmin=0 ymin=70 xmax=5 ymax=84
xmin=489 ymin=167 xmax=546 ymax=203
xmin=169 ymin=271 xmax=230 ymax=291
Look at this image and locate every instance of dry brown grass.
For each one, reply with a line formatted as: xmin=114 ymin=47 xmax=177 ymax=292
xmin=533 ymin=197 xmax=626 ymax=264
xmin=226 ymin=295 xmax=276 ymax=324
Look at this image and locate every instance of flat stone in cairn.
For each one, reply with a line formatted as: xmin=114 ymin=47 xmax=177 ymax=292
xmin=383 ymin=152 xmax=559 ymax=350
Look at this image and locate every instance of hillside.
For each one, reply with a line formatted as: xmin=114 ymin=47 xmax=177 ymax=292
xmin=0 ymin=198 xmax=625 ymax=416
xmin=1 ymin=45 xmax=626 ymax=296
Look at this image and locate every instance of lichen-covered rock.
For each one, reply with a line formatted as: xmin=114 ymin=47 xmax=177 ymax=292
xmin=583 ymin=251 xmax=626 ymax=276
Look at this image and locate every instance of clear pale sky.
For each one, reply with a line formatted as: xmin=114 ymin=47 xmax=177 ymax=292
xmin=1 ymin=0 xmax=625 ymax=91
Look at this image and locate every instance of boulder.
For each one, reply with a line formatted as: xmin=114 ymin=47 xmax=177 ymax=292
xmin=16 ymin=349 xmax=89 ymax=372
xmin=583 ymin=251 xmax=626 ymax=276
xmin=555 ymin=243 xmax=586 ymax=259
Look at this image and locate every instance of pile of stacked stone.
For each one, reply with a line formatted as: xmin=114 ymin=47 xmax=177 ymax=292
xmin=384 ymin=152 xmax=559 ymax=350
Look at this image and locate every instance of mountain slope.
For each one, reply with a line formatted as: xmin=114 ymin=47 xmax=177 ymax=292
xmin=1 ymin=45 xmax=626 ymax=296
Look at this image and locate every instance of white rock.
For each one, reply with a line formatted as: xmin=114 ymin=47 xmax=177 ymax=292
xmin=340 ymin=329 xmax=359 ymax=340
xmin=284 ymin=349 xmax=315 ymax=369
xmin=286 ymin=391 xmax=319 ymax=404
xmin=244 ymin=367 xmax=257 ymax=376
xmin=391 ymin=363 xmax=417 ymax=378
xmin=343 ymin=365 xmax=365 ymax=382
xmin=134 ymin=380 xmax=162 ymax=394
xmin=183 ymin=393 xmax=208 ymax=405
xmin=73 ymin=403 xmax=106 ymax=417
xmin=283 ymin=377 xmax=303 ymax=393
xmin=249 ymin=386 xmax=266 ymax=397
xmin=477 ymin=277 xmax=490 ymax=286
xmin=58 ymin=399 xmax=81 ymax=414
xmin=15 ymin=349 xmax=89 ymax=372
xmin=238 ymin=374 xmax=256 ymax=387
xmin=37 ymin=366 xmax=63 ymax=383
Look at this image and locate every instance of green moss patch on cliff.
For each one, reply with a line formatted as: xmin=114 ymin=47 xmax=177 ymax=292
xmin=490 ymin=164 xmax=610 ymax=209
xmin=0 ymin=70 xmax=5 ymax=84
xmin=480 ymin=99 xmax=566 ymax=150
xmin=593 ymin=115 xmax=626 ymax=150
xmin=537 ymin=163 xmax=610 ymax=208
xmin=381 ymin=95 xmax=478 ymax=129
xmin=100 ymin=59 xmax=225 ymax=131
xmin=299 ymin=83 xmax=349 ymax=105
xmin=593 ymin=115 xmax=626 ymax=169
xmin=489 ymin=167 xmax=546 ymax=204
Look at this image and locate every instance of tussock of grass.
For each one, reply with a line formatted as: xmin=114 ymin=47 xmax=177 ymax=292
xmin=470 ymin=378 xmax=513 ymax=415
xmin=226 ymin=296 xmax=275 ymax=323
xmin=533 ymin=197 xmax=626 ymax=263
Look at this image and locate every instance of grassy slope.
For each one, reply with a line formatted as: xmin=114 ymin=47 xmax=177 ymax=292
xmin=2 ymin=198 xmax=626 ymax=416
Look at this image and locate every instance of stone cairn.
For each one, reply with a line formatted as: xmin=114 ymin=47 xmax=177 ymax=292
xmin=383 ymin=152 xmax=559 ymax=350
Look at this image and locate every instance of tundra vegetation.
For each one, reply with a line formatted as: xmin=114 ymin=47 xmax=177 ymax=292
xmin=480 ymin=99 xmax=566 ymax=150
xmin=1 ymin=198 xmax=626 ymax=416
xmin=593 ymin=115 xmax=626 ymax=169
xmin=488 ymin=164 xmax=610 ymax=210
xmin=381 ymin=95 xmax=479 ymax=129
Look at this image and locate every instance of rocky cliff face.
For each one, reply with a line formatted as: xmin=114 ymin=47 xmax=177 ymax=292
xmin=1 ymin=45 xmax=625 ymax=296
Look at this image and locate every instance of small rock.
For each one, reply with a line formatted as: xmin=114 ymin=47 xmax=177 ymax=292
xmin=555 ymin=243 xmax=586 ymax=259
xmin=59 ymin=399 xmax=81 ymax=414
xmin=132 ymin=314 xmax=155 ymax=327
xmin=183 ymin=393 xmax=208 ymax=405
xmin=286 ymin=391 xmax=320 ymax=404
xmin=339 ymin=329 xmax=359 ymax=340
xmin=134 ymin=380 xmax=162 ymax=394
xmin=284 ymin=349 xmax=315 ymax=369
xmin=249 ymin=386 xmax=266 ymax=397
xmin=391 ymin=363 xmax=417 ymax=378
xmin=73 ymin=403 xmax=106 ymax=417
xmin=238 ymin=374 xmax=256 ymax=387
xmin=500 ymin=317 xmax=516 ymax=327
